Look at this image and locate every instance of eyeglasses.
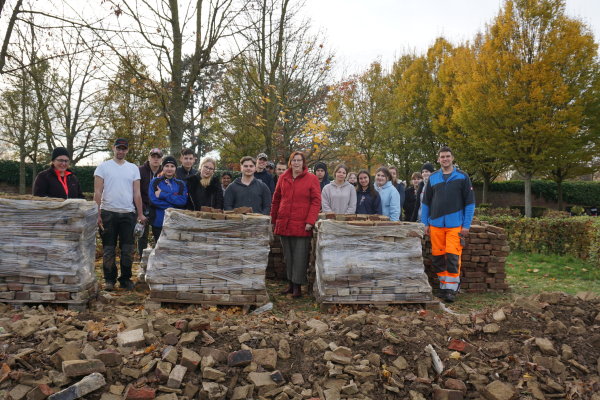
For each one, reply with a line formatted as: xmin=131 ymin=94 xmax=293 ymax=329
xmin=55 ymin=159 xmax=70 ymax=164
xmin=202 ymin=165 xmax=215 ymax=171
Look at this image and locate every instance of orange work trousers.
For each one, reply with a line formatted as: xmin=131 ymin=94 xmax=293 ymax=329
xmin=430 ymin=226 xmax=462 ymax=292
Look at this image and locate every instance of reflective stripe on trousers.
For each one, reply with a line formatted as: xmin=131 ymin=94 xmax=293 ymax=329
xmin=430 ymin=226 xmax=462 ymax=291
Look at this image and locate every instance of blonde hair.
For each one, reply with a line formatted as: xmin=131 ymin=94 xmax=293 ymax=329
xmin=199 ymin=156 xmax=217 ymax=187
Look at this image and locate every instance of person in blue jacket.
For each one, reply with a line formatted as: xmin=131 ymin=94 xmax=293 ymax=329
xmin=374 ymin=167 xmax=400 ymax=221
xmin=422 ymin=146 xmax=475 ymax=303
xmin=149 ymin=156 xmax=188 ymax=241
xmin=355 ymin=170 xmax=382 ymax=215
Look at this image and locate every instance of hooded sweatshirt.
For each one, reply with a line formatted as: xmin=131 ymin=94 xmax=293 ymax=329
xmin=314 ymin=162 xmax=330 ymax=191
xmin=376 ymin=181 xmax=400 ymax=221
xmin=321 ymin=181 xmax=357 ymax=214
xmin=223 ymin=177 xmax=272 ymax=215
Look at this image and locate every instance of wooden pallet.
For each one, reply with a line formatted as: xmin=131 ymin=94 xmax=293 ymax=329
xmin=1 ymin=298 xmax=94 ymax=312
xmin=145 ymin=298 xmax=268 ymax=314
xmin=317 ymin=298 xmax=441 ymax=313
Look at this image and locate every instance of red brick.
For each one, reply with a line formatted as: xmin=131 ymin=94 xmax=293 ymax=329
xmin=126 ymin=386 xmax=156 ymax=399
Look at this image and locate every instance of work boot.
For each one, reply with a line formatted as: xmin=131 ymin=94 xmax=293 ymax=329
xmin=443 ymin=290 xmax=457 ymax=303
xmin=433 ymin=287 xmax=446 ymax=299
xmin=119 ymin=280 xmax=135 ymax=291
xmin=292 ymin=284 xmax=302 ymax=298
xmin=280 ymin=282 xmax=294 ymax=295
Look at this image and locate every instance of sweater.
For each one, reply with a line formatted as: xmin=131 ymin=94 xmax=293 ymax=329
xmin=224 ymin=177 xmax=272 ymax=215
xmin=356 ymin=188 xmax=382 ymax=215
xmin=375 ymin=181 xmax=401 ymax=221
xmin=185 ymin=175 xmax=224 ymax=210
xmin=321 ymin=181 xmax=357 ymax=214
xmin=254 ymin=169 xmax=275 ymax=193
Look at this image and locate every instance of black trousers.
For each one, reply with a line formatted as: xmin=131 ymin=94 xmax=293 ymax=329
xmin=100 ymin=210 xmax=136 ymax=284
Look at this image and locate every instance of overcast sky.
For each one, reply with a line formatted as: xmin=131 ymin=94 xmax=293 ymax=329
xmin=301 ymin=0 xmax=600 ymax=78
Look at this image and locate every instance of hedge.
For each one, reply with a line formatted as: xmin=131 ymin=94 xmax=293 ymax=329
xmin=0 ymin=160 xmax=96 ymax=193
xmin=478 ymin=215 xmax=600 ymax=265
xmin=0 ymin=160 xmax=240 ymax=194
xmin=475 ymin=180 xmax=600 ymax=206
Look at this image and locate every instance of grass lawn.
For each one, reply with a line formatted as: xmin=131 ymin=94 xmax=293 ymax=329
xmin=452 ymin=251 xmax=600 ymax=312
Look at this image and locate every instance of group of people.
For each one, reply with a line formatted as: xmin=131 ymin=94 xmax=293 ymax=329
xmin=32 ymin=140 xmax=474 ymax=303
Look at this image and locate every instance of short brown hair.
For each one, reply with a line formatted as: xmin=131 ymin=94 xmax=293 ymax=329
xmin=180 ymin=148 xmax=195 ymax=156
xmin=411 ymin=172 xmax=423 ymax=180
xmin=438 ymin=146 xmax=453 ymax=155
xmin=287 ymin=151 xmax=306 ymax=168
xmin=240 ymin=156 xmax=256 ymax=166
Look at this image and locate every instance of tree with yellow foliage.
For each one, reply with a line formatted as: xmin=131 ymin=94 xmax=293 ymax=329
xmin=451 ymin=0 xmax=598 ymax=216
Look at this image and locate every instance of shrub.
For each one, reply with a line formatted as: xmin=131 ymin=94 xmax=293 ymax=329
xmin=475 ymin=207 xmax=521 ymax=218
xmin=474 ymin=180 xmax=600 ymax=207
xmin=509 ymin=205 xmax=547 ymax=218
xmin=479 ymin=215 xmax=600 ymax=265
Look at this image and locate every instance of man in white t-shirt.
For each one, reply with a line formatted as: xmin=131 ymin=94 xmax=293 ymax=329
xmin=94 ymin=138 xmax=146 ymax=291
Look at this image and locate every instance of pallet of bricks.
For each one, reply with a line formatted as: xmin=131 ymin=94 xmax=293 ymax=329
xmin=0 ymin=195 xmax=98 ymax=310
xmin=313 ymin=214 xmax=434 ymax=304
xmin=145 ymin=207 xmax=270 ymax=306
xmin=267 ymin=235 xmax=286 ymax=280
xmin=422 ymin=221 xmax=510 ymax=292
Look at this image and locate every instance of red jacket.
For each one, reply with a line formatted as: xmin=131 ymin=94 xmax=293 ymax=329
xmin=271 ymin=167 xmax=321 ymax=237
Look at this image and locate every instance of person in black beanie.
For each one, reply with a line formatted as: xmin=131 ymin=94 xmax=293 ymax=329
xmin=313 ymin=161 xmax=330 ymax=192
xmin=33 ymin=147 xmax=84 ymax=199
xmin=411 ymin=162 xmax=435 ymax=222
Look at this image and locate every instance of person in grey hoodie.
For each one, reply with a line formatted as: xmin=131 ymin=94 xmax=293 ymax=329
xmin=321 ymin=164 xmax=357 ymax=214
xmin=224 ymin=156 xmax=272 ymax=215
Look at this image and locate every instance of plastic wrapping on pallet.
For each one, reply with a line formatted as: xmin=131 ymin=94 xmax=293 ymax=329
xmin=314 ymin=219 xmax=433 ymax=303
xmin=146 ymin=209 xmax=270 ymax=305
xmin=0 ymin=195 xmax=98 ymax=302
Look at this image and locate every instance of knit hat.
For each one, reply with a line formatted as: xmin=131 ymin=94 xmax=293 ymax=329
xmin=314 ymin=161 xmax=327 ymax=173
xmin=421 ymin=162 xmax=435 ymax=173
xmin=162 ymin=156 xmax=177 ymax=167
xmin=51 ymin=147 xmax=70 ymax=161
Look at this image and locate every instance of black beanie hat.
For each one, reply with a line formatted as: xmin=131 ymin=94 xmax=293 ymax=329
xmin=421 ymin=162 xmax=435 ymax=173
xmin=51 ymin=147 xmax=70 ymax=161
xmin=314 ymin=161 xmax=327 ymax=172
xmin=162 ymin=156 xmax=177 ymax=167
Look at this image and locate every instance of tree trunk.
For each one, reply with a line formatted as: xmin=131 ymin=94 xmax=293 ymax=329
xmin=481 ymin=171 xmax=491 ymax=205
xmin=523 ymin=172 xmax=533 ymax=218
xmin=557 ymin=179 xmax=563 ymax=211
xmin=19 ymin=153 xmax=26 ymax=195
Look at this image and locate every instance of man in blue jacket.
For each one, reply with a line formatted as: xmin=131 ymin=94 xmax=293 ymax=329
xmin=422 ymin=146 xmax=475 ymax=303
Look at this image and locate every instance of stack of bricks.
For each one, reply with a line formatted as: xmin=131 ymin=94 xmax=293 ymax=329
xmin=0 ymin=195 xmax=98 ymax=306
xmin=422 ymin=222 xmax=510 ymax=292
xmin=146 ymin=207 xmax=270 ymax=305
xmin=313 ymin=215 xmax=433 ymax=304
xmin=267 ymin=235 xmax=286 ymax=280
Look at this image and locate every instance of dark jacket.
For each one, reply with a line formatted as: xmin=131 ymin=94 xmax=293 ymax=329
xmin=149 ymin=176 xmax=188 ymax=227
xmin=186 ymin=175 xmax=224 ymax=211
xmin=356 ymin=188 xmax=382 ymax=215
xmin=254 ymin=169 xmax=275 ymax=193
xmin=314 ymin=162 xmax=330 ymax=192
xmin=411 ymin=181 xmax=425 ymax=222
xmin=404 ymin=186 xmax=418 ymax=222
xmin=32 ymin=167 xmax=84 ymax=199
xmin=271 ymin=167 xmax=321 ymax=237
xmin=176 ymin=166 xmax=198 ymax=181
xmin=422 ymin=167 xmax=475 ymax=229
xmin=139 ymin=161 xmax=162 ymax=211
xmin=224 ymin=177 xmax=272 ymax=215
xmin=393 ymin=181 xmax=406 ymax=220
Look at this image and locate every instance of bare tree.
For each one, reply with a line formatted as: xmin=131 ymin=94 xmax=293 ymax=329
xmin=90 ymin=0 xmax=247 ymax=155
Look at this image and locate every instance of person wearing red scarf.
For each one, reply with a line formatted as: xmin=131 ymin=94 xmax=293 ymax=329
xmin=33 ymin=147 xmax=84 ymax=199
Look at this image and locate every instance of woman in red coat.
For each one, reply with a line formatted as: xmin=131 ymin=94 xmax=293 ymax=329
xmin=271 ymin=151 xmax=321 ymax=298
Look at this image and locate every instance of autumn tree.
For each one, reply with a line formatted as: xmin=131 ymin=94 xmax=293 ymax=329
xmin=457 ymin=0 xmax=599 ymax=216
xmin=327 ymin=62 xmax=388 ymax=172
xmin=99 ymin=56 xmax=169 ymax=164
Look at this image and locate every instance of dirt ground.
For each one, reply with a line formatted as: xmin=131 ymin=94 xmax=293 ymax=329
xmin=1 ymin=269 xmax=599 ymax=400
